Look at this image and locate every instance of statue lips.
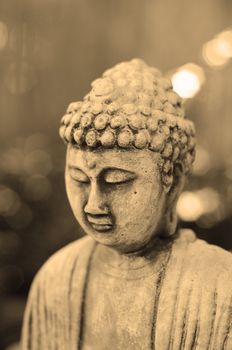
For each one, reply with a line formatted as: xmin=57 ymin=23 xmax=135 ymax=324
xmin=86 ymin=214 xmax=113 ymax=232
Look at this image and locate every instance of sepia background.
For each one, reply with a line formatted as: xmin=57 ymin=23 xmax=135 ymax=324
xmin=0 ymin=0 xmax=232 ymax=348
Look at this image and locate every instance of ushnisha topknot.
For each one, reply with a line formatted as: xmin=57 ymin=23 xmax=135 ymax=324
xmin=59 ymin=58 xmax=196 ymax=187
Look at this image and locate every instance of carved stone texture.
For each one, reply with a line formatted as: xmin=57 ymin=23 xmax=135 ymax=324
xmin=21 ymin=60 xmax=232 ymax=350
xmin=59 ymin=59 xmax=196 ymax=189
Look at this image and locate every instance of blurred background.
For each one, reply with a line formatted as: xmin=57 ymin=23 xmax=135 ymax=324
xmin=0 ymin=0 xmax=232 ymax=348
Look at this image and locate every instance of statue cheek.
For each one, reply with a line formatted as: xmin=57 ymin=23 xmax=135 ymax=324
xmin=110 ymin=191 xmax=143 ymax=225
xmin=66 ymin=181 xmax=89 ymax=213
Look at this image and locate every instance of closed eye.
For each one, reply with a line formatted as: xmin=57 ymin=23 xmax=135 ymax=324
xmin=103 ymin=169 xmax=136 ymax=184
xmin=69 ymin=167 xmax=90 ymax=184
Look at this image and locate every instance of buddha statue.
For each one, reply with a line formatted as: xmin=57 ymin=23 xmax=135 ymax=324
xmin=21 ymin=59 xmax=232 ymax=350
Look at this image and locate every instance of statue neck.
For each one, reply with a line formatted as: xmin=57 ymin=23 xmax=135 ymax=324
xmin=93 ymin=234 xmax=174 ymax=276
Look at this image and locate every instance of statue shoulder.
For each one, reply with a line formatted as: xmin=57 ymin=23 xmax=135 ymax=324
xmin=175 ymin=229 xmax=232 ymax=286
xmin=21 ymin=236 xmax=96 ymax=348
xmin=189 ymin=236 xmax=232 ymax=273
xmin=31 ymin=235 xmax=95 ymax=290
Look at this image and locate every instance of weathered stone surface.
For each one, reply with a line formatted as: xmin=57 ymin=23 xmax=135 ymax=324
xmin=21 ymin=232 xmax=232 ymax=349
xmin=21 ymin=59 xmax=232 ymax=350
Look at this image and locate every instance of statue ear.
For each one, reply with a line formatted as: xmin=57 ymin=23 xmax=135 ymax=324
xmin=168 ymin=164 xmax=185 ymax=204
xmin=162 ymin=164 xmax=185 ymax=237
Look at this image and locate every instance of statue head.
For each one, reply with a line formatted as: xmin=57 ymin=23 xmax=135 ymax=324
xmin=59 ymin=59 xmax=196 ymax=253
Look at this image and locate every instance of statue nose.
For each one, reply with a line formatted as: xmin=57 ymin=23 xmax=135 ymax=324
xmin=84 ymin=182 xmax=109 ymax=216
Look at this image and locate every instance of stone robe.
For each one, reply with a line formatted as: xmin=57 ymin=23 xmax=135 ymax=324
xmin=21 ymin=230 xmax=232 ymax=350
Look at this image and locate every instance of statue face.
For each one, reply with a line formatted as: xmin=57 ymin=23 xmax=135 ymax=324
xmin=65 ymin=145 xmax=166 ymax=253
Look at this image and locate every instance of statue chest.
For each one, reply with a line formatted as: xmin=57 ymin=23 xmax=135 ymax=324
xmin=81 ymin=256 xmax=162 ymax=350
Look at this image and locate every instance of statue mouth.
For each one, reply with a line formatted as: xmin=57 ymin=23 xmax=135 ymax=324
xmin=86 ymin=214 xmax=113 ymax=232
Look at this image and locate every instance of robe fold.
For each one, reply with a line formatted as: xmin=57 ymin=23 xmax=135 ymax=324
xmin=20 ymin=230 xmax=232 ymax=350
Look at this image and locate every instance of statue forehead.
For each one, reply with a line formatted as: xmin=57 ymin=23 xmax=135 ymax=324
xmin=67 ymin=146 xmax=160 ymax=172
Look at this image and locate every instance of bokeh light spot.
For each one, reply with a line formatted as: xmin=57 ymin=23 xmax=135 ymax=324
xmin=6 ymin=204 xmax=33 ymax=230
xmin=171 ymin=63 xmax=205 ymax=98
xmin=198 ymin=187 xmax=220 ymax=213
xmin=23 ymin=175 xmax=52 ymax=201
xmin=217 ymin=29 xmax=232 ymax=57
xmin=0 ymin=185 xmax=21 ymax=217
xmin=0 ymin=21 xmax=8 ymax=50
xmin=24 ymin=150 xmax=52 ymax=176
xmin=202 ymin=38 xmax=230 ymax=67
xmin=177 ymin=191 xmax=204 ymax=221
xmin=177 ymin=188 xmax=221 ymax=222
xmin=1 ymin=148 xmax=25 ymax=175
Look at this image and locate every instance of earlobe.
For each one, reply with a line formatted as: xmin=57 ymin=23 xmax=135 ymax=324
xmin=168 ymin=164 xmax=185 ymax=203
xmin=162 ymin=209 xmax=178 ymax=237
xmin=161 ymin=165 xmax=185 ymax=237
